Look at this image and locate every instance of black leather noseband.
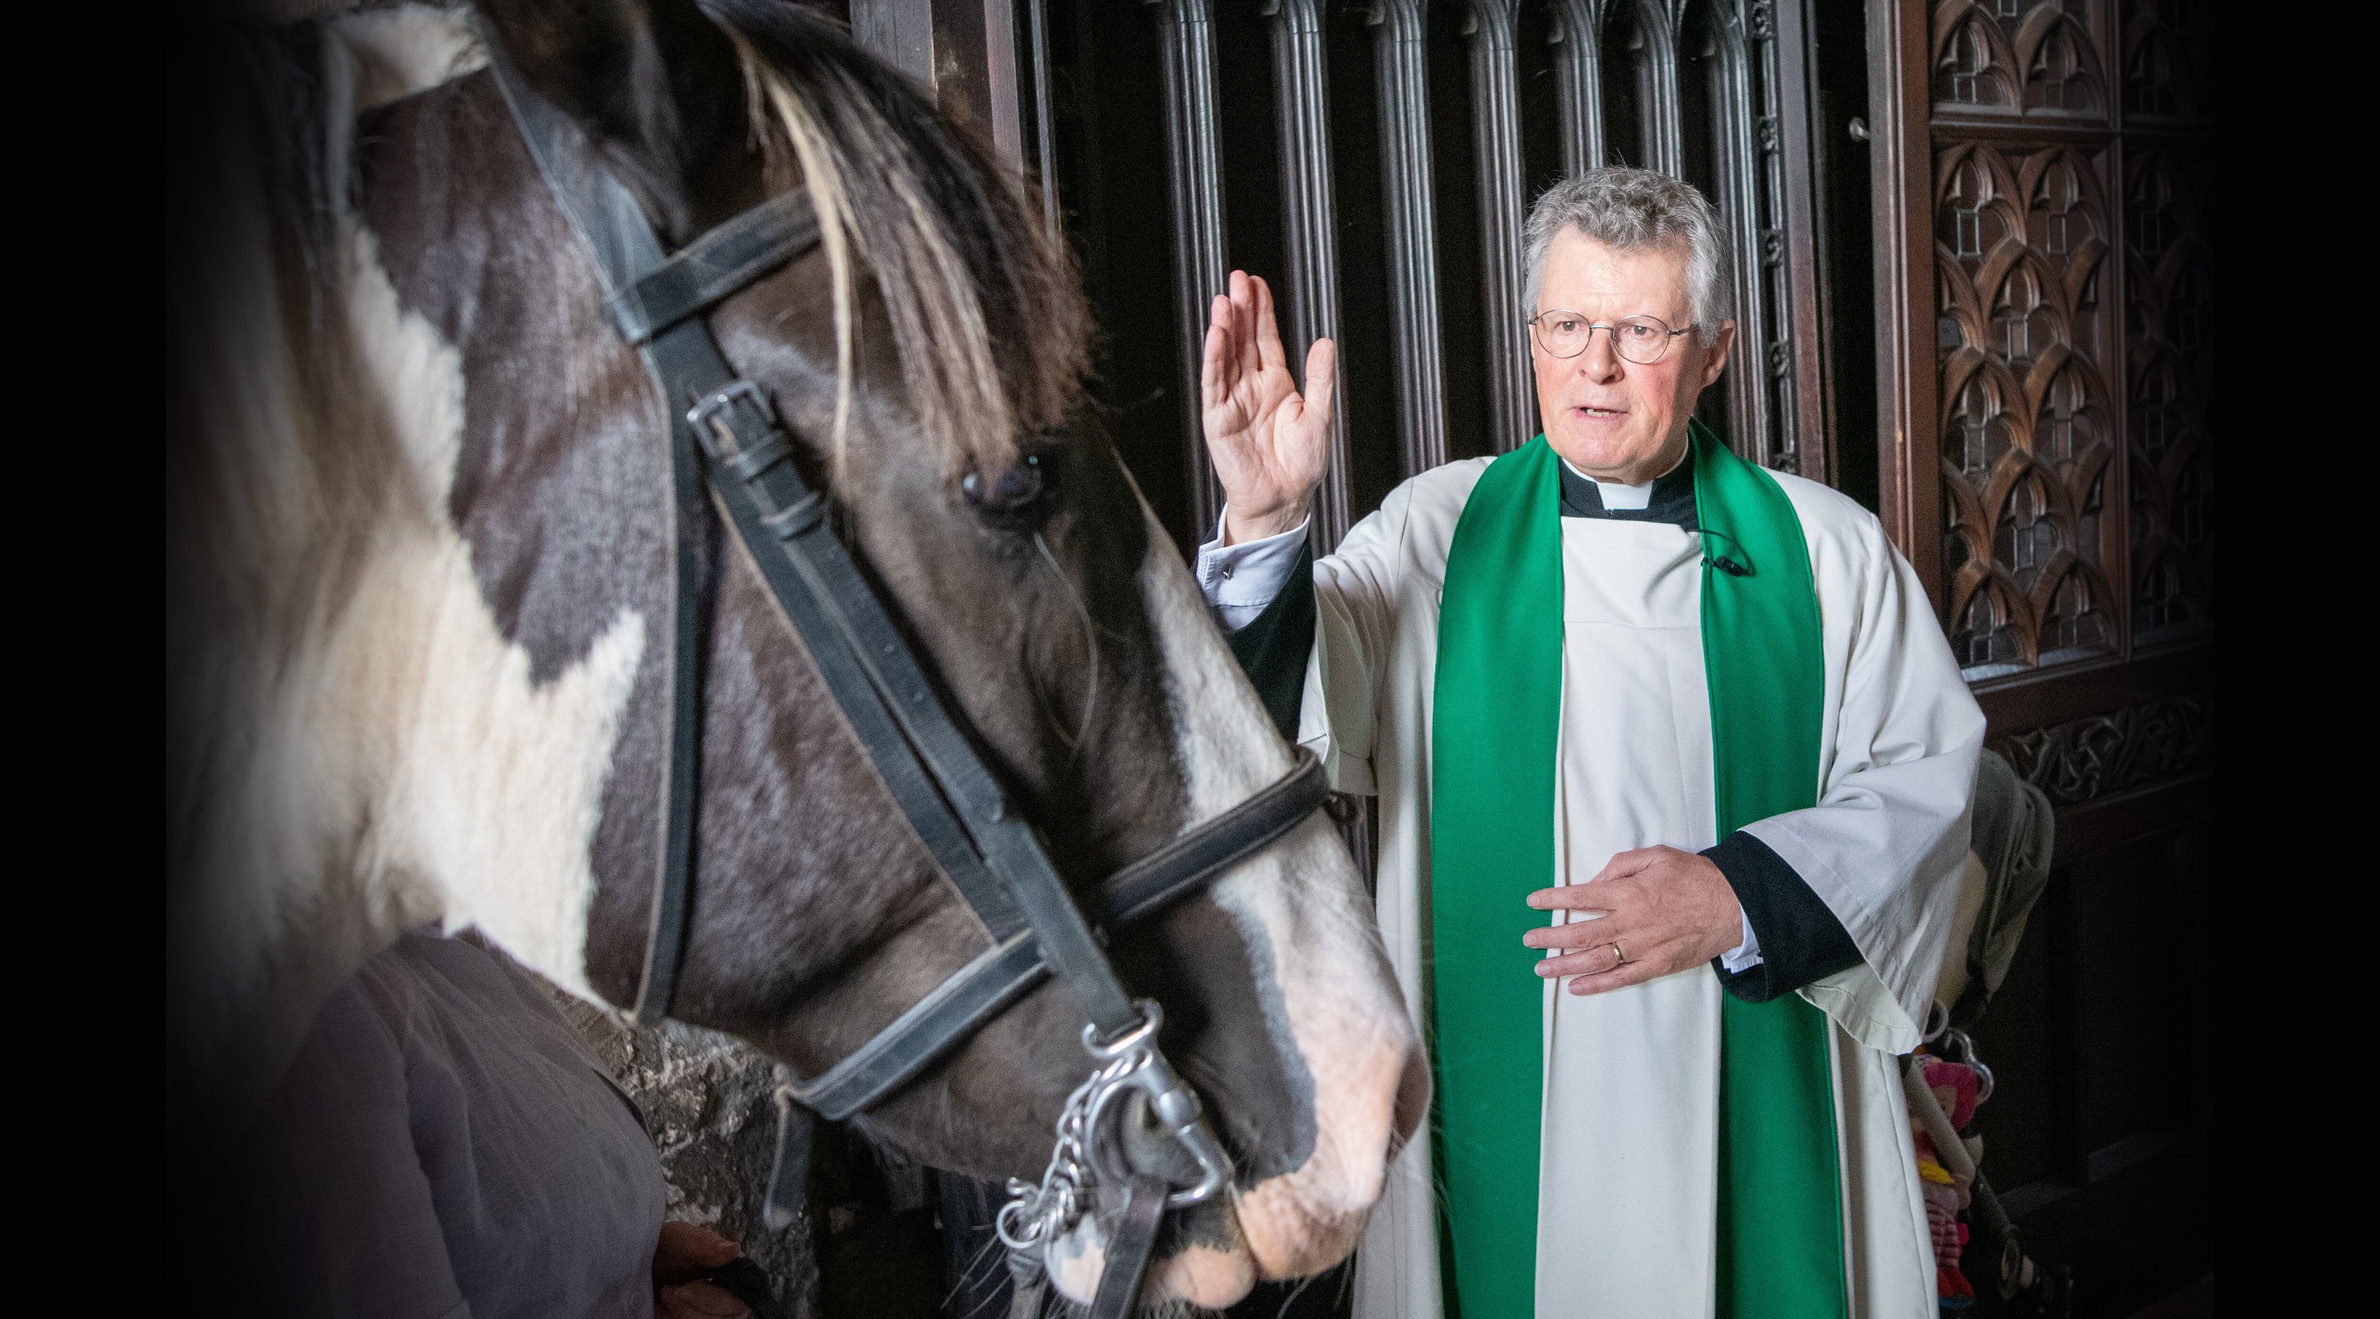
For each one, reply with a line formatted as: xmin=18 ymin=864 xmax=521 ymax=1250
xmin=484 ymin=31 xmax=1328 ymax=1318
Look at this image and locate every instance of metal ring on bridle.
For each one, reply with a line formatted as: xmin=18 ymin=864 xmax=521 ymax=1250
xmin=1084 ymin=1002 xmax=1161 ymax=1059
xmin=1080 ymin=1001 xmax=1232 ymax=1209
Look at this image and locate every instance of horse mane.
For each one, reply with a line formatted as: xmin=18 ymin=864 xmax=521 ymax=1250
xmin=169 ymin=9 xmax=450 ymax=1119
xmin=707 ymin=0 xmax=1090 ymax=477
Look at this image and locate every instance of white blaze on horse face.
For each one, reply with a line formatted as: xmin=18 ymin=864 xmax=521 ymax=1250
xmin=1077 ymin=511 xmax=1417 ymax=1307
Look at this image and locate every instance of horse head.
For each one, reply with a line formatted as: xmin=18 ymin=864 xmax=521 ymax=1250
xmin=167 ymin=0 xmax=1423 ymax=1306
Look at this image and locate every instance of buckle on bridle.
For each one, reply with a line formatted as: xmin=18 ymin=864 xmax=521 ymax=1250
xmin=686 ymin=379 xmax=792 ymax=484
xmin=995 ymin=999 xmax=1234 ymax=1293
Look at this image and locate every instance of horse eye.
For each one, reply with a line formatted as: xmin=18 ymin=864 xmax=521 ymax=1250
xmin=961 ymin=453 xmax=1053 ymax=527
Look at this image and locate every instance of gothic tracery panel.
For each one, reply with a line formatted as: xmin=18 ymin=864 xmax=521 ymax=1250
xmin=1932 ymin=0 xmax=2108 ymax=118
xmin=1934 ymin=140 xmax=2118 ymax=676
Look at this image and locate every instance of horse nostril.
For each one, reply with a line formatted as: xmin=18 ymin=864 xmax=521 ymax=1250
xmin=961 ymin=454 xmax=1045 ymax=515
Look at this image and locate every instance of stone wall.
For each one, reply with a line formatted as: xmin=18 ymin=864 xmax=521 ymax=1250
xmin=541 ymin=991 xmax=822 ymax=1318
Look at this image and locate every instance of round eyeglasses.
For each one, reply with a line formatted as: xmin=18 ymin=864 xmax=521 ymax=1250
xmin=1527 ymin=311 xmax=1694 ymax=365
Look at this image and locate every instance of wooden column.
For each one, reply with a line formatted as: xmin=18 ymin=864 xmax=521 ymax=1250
xmin=1466 ymin=0 xmax=1534 ymax=452
xmin=1635 ymin=0 xmax=1683 ymax=178
xmin=1371 ymin=0 xmax=1448 ymax=479
xmin=1865 ymin=0 xmax=1941 ymax=613
xmin=853 ymin=0 xmax=1026 ymax=172
xmin=1025 ymin=0 xmax=1058 ymax=242
xmin=851 ymin=0 xmax=935 ymax=85
xmin=1150 ymin=0 xmax=1229 ymax=536
xmin=1549 ymin=0 xmax=1607 ymax=178
xmin=1703 ymin=8 xmax=1775 ymax=467
xmin=1264 ymin=0 xmax=1355 ymax=552
xmin=1770 ymin=0 xmax=1833 ymax=482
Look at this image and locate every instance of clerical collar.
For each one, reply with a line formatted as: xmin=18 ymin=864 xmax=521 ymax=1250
xmin=1557 ymin=451 xmax=1698 ymax=529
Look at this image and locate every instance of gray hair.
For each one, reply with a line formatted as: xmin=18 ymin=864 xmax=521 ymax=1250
xmin=1521 ymin=168 xmax=1733 ymax=344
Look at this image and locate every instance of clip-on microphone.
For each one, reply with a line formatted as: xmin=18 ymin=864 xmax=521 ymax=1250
xmin=1698 ymin=528 xmax=1752 ymax=578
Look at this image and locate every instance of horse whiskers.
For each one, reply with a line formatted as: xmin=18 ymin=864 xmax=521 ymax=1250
xmin=1033 ymin=532 xmax=1099 ymax=761
xmin=947 ymin=1228 xmax=1015 ymax=1319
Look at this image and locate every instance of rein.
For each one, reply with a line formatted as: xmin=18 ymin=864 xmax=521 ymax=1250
xmin=483 ymin=36 xmax=1327 ymax=1317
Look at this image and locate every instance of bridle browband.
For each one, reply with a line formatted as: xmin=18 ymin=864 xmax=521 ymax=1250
xmin=482 ymin=32 xmax=1328 ymax=1318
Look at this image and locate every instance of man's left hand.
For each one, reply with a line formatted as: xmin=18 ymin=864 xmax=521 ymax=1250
xmin=1523 ymin=846 xmax=1743 ymax=994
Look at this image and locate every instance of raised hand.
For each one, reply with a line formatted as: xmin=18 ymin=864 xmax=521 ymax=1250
xmin=1201 ymin=270 xmax=1335 ymax=544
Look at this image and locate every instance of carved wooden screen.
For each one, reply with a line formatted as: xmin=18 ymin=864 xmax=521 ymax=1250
xmin=1867 ymin=0 xmax=2212 ymax=1306
xmin=1868 ymin=0 xmax=2214 ymax=819
xmin=1873 ymin=0 xmax=2211 ymax=684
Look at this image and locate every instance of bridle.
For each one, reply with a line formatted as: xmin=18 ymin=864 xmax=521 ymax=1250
xmin=481 ymin=34 xmax=1329 ymax=1318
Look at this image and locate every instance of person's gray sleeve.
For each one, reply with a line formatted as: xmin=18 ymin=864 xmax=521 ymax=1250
xmin=246 ymin=978 xmax=472 ymax=1319
xmin=1194 ymin=513 xmax=1311 ymax=632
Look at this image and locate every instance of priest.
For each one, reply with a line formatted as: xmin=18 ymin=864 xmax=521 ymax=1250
xmin=1196 ymin=168 xmax=1984 ymax=1319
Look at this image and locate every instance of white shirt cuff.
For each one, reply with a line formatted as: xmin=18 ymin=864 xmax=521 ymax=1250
xmin=1194 ymin=511 xmax=1310 ymax=633
xmin=1720 ymin=910 xmax=1762 ymax=973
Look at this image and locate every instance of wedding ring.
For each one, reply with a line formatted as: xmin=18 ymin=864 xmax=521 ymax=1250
xmin=1610 ymin=941 xmax=1627 ymax=967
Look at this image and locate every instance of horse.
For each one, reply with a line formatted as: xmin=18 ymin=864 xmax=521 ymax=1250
xmin=164 ymin=0 xmax=1424 ymax=1308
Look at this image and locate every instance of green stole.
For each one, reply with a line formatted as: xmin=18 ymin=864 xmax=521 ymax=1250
xmin=1428 ymin=423 xmax=1845 ymax=1318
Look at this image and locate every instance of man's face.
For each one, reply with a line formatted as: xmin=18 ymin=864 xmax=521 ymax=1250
xmin=1531 ymin=228 xmax=1735 ymax=484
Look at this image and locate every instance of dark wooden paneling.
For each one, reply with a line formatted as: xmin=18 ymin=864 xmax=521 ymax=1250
xmin=2067 ymin=831 xmax=2199 ymax=1154
xmin=1867 ymin=0 xmax=1945 ymax=605
xmin=1044 ymin=0 xmax=1197 ymax=555
xmin=1320 ymin=6 xmax=1404 ymax=522
xmin=1995 ymin=1139 xmax=2205 ymax=1317
xmin=1966 ymin=821 xmax=2210 ymax=1317
xmin=1872 ymin=0 xmax=2212 ymax=673
xmin=1810 ymin=0 xmax=1878 ymax=512
xmin=1416 ymin=3 xmax=1495 ymax=466
xmin=1976 ymin=639 xmax=2209 ymax=735
xmin=1771 ymin=0 xmax=1835 ymax=485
